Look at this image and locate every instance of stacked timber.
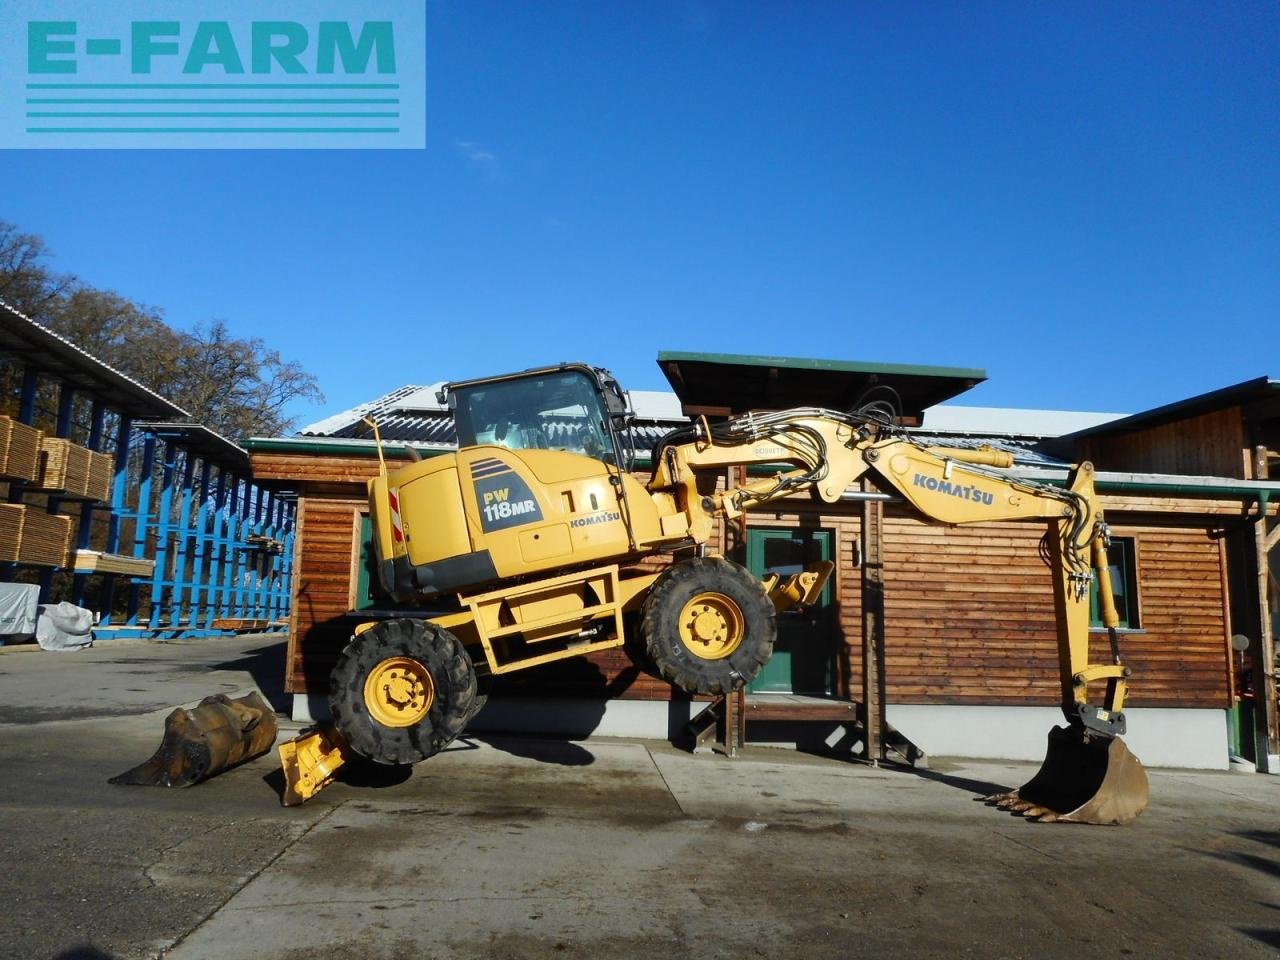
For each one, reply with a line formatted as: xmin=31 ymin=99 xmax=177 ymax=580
xmin=37 ymin=439 xmax=111 ymax=501
xmin=72 ymin=550 xmax=154 ymax=577
xmin=85 ymin=451 xmax=113 ymax=502
xmin=0 ymin=416 xmax=42 ymax=483
xmin=38 ymin=438 xmax=91 ymax=495
xmin=0 ymin=505 xmax=23 ymax=561
xmin=0 ymin=504 xmax=73 ymax=566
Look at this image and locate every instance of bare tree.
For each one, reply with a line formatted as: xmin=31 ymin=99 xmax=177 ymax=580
xmin=0 ymin=219 xmax=324 ymax=438
xmin=0 ymin=222 xmax=74 ymax=318
xmin=174 ymin=319 xmax=323 ymax=438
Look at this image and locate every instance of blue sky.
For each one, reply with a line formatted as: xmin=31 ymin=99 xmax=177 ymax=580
xmin=2 ymin=1 xmax=1277 ymax=431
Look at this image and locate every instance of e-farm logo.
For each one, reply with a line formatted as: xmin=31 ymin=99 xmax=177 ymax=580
xmin=0 ymin=1 xmax=425 ymax=149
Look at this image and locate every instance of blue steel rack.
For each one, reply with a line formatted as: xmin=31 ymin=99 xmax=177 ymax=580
xmin=0 ymin=300 xmax=294 ymax=642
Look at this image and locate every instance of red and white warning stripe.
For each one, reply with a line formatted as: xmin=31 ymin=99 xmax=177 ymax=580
xmin=388 ymin=487 xmax=405 ymax=543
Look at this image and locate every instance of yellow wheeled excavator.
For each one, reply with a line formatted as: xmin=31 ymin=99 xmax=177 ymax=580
xmin=279 ymin=362 xmax=1148 ymax=823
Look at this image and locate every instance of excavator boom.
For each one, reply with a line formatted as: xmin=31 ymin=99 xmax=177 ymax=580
xmin=649 ymin=407 xmax=1149 ymax=823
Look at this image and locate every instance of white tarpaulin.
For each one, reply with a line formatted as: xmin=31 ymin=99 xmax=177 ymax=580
xmin=35 ymin=601 xmax=95 ymax=651
xmin=0 ymin=582 xmax=39 ymax=639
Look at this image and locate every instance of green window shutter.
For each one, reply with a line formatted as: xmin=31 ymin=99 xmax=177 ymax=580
xmin=1089 ymin=538 xmax=1138 ymax=629
xmin=355 ymin=514 xmax=376 ymax=611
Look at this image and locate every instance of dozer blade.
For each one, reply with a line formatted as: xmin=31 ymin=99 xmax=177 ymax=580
xmin=110 ymin=692 xmax=278 ymax=788
xmin=988 ymin=725 xmax=1149 ymax=825
xmin=278 ymin=726 xmax=351 ymax=806
xmin=767 ymin=560 xmax=836 ymax=613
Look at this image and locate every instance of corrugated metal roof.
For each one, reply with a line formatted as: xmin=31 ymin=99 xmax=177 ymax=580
xmin=908 ymin=432 xmax=1069 ymax=468
xmin=134 ymin=421 xmax=249 ymax=472
xmin=921 ymin=405 xmax=1127 ymax=438
xmin=298 ymin=383 xmax=439 ymax=437
xmin=0 ymin=298 xmax=190 ymax=420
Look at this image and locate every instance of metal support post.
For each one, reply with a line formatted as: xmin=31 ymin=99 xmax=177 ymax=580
xmin=98 ymin=415 xmax=132 ymax=623
xmin=1252 ymin=447 xmax=1279 ymax=772
xmin=169 ymin=452 xmax=196 ymax=628
xmin=127 ymin=435 xmax=156 ymax=625
xmin=861 ymin=487 xmax=886 ymax=765
xmin=147 ymin=441 xmax=177 ymax=629
xmin=204 ymin=469 xmax=229 ymax=628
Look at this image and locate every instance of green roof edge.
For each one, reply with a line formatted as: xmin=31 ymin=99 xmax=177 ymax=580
xmin=245 ymin=437 xmax=450 ymax=458
xmin=656 ymin=350 xmax=987 ymax=382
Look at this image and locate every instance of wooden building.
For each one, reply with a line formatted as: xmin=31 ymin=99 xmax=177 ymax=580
xmin=1068 ymin=377 xmax=1280 ymax=772
xmin=248 ymin=355 xmax=1280 ymax=770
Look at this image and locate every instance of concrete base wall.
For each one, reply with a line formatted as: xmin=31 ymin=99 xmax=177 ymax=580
xmin=291 ymin=694 xmax=1231 ymax=770
xmin=884 ymin=704 xmax=1229 ymax=771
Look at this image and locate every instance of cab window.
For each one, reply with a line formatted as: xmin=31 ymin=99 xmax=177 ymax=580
xmin=453 ymin=370 xmax=615 ymax=462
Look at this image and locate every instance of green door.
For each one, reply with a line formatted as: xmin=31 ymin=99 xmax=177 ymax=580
xmin=746 ymin=527 xmax=836 ymax=695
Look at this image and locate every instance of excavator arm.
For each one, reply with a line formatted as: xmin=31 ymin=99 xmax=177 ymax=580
xmin=649 ymin=408 xmax=1148 ymax=823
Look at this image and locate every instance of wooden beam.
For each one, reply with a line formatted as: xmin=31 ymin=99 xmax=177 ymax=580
xmin=1251 ymin=446 xmax=1279 ymax=769
xmin=861 ymin=486 xmax=885 ymax=764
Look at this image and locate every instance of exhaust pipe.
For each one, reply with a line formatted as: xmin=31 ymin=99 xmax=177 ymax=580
xmin=110 ymin=692 xmax=279 ymax=788
xmin=986 ymin=726 xmax=1149 ymax=825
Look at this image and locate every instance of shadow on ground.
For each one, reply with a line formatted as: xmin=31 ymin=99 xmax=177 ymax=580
xmin=472 ymin=733 xmax=595 ymax=766
xmin=209 ymin=641 xmax=290 ymax=714
xmin=55 ymin=945 xmax=119 ymax=960
xmin=881 ymin=759 xmax=1010 ymax=797
xmin=471 ymin=657 xmax=645 ymax=766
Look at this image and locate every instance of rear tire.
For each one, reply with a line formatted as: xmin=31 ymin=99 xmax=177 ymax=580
xmin=640 ymin=557 xmax=775 ymax=696
xmin=329 ymin=619 xmax=476 ymax=765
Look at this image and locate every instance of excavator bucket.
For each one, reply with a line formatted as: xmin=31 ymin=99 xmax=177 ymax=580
xmin=986 ymin=726 xmax=1149 ymax=825
xmin=110 ymin=692 xmax=279 ymax=788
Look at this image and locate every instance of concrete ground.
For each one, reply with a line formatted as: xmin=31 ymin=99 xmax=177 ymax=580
xmin=0 ymin=635 xmax=1277 ymax=960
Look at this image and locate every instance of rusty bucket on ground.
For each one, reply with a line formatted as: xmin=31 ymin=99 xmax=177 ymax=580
xmin=110 ymin=692 xmax=279 ymax=788
xmin=986 ymin=725 xmax=1149 ymax=825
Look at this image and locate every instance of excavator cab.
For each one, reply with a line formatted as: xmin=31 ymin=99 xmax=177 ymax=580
xmin=442 ymin=363 xmax=632 ymax=467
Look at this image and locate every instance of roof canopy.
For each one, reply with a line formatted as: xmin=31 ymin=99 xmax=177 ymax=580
xmin=135 ymin=421 xmax=249 ymax=473
xmin=0 ymin=299 xmax=189 ymax=420
xmin=1067 ymin=376 xmax=1280 ymax=439
xmin=657 ymin=350 xmax=985 ymax=423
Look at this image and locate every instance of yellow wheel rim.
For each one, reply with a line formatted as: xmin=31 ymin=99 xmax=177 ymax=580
xmin=363 ymin=656 xmax=435 ymax=728
xmin=677 ymin=592 xmax=744 ymax=660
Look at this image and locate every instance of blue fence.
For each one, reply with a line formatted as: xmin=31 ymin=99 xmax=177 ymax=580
xmin=0 ymin=308 xmax=293 ymax=641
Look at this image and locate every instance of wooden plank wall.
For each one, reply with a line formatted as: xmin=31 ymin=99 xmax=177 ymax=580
xmin=286 ymin=495 xmax=365 ymax=693
xmin=878 ymin=512 xmax=1229 ymax=707
xmin=1077 ymin=407 xmax=1247 ymax=478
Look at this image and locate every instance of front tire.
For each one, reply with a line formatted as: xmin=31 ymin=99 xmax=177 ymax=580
xmin=329 ymin=619 xmax=476 ymax=765
xmin=640 ymin=557 xmax=776 ymax=696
